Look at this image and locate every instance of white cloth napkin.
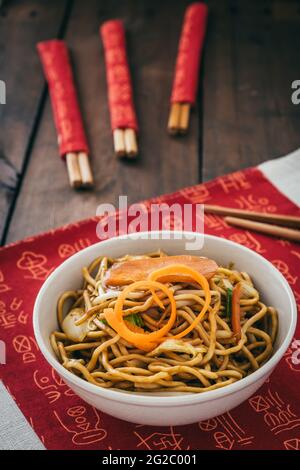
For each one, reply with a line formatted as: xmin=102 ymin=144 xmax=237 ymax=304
xmin=259 ymin=148 xmax=300 ymax=206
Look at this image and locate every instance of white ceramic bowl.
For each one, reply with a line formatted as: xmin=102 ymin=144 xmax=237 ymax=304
xmin=33 ymin=231 xmax=297 ymax=426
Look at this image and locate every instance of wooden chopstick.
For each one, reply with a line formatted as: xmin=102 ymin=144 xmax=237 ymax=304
xmin=205 ymin=204 xmax=300 ymax=229
xmin=66 ymin=153 xmax=82 ymax=188
xmin=124 ymin=129 xmax=138 ymax=157
xmin=225 ymin=216 xmax=300 ymax=243
xmin=66 ymin=152 xmax=93 ymax=189
xmin=168 ymin=103 xmax=191 ymax=135
xmin=113 ymin=129 xmax=126 ymax=157
xmin=168 ymin=103 xmax=181 ymax=135
xmin=77 ymin=152 xmax=93 ymax=187
xmin=113 ymin=128 xmax=138 ymax=157
xmin=179 ymin=103 xmax=191 ymax=133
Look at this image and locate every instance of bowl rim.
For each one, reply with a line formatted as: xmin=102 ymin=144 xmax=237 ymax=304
xmin=33 ymin=230 xmax=297 ymax=407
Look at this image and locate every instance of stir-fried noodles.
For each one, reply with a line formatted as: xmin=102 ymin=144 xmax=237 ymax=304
xmin=51 ymin=251 xmax=278 ymax=393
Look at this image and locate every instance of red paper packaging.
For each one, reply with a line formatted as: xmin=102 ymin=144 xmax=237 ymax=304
xmin=37 ymin=40 xmax=89 ymax=158
xmin=171 ymin=2 xmax=208 ymax=105
xmin=100 ymin=20 xmax=138 ymax=131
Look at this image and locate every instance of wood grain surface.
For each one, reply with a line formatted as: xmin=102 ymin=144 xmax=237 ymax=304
xmin=0 ymin=0 xmax=71 ymax=243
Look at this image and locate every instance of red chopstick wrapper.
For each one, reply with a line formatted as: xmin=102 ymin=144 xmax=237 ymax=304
xmin=37 ymin=40 xmax=89 ymax=158
xmin=100 ymin=20 xmax=138 ymax=132
xmin=171 ymin=2 xmax=208 ymax=105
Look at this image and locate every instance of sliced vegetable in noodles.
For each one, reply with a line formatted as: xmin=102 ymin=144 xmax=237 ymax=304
xmin=226 ymin=288 xmax=233 ymax=319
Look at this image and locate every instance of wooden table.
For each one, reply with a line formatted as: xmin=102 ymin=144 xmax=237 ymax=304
xmin=1 ymin=0 xmax=299 ymax=245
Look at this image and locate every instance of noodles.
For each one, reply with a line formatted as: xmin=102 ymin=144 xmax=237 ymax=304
xmin=51 ymin=251 xmax=278 ymax=393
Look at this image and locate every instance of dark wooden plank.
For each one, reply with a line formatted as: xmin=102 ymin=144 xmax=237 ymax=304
xmin=0 ymin=0 xmax=70 ymax=243
xmin=202 ymin=0 xmax=300 ymax=181
xmin=6 ymin=0 xmax=201 ymax=243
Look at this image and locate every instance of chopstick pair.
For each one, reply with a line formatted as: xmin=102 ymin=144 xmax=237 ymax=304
xmin=168 ymin=3 xmax=208 ymax=135
xmin=65 ymin=152 xmax=93 ymax=189
xmin=204 ymin=205 xmax=300 ymax=243
xmin=168 ymin=103 xmax=191 ymax=135
xmin=100 ymin=21 xmax=138 ymax=158
xmin=113 ymin=129 xmax=138 ymax=158
xmin=37 ymin=41 xmax=94 ymax=189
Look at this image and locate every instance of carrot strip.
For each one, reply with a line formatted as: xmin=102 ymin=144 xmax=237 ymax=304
xmin=232 ymin=283 xmax=242 ymax=340
xmin=104 ymin=280 xmax=176 ymax=351
xmin=124 ymin=320 xmax=145 ymax=334
xmin=105 ymin=264 xmax=211 ymax=351
xmin=148 ymin=264 xmax=211 ymax=340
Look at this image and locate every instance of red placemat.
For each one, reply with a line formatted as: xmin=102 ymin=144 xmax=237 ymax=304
xmin=0 ymin=167 xmax=299 ymax=450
